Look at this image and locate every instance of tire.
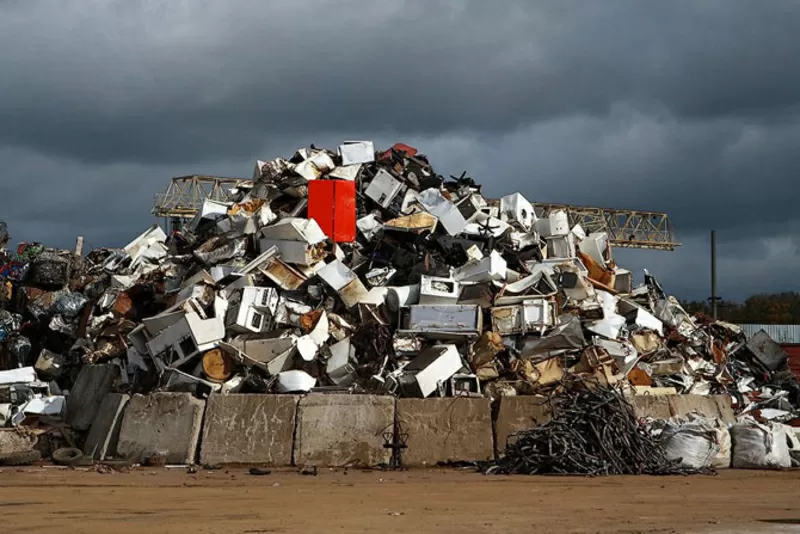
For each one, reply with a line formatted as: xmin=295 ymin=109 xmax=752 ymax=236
xmin=248 ymin=467 xmax=272 ymax=476
xmin=52 ymin=447 xmax=84 ymax=466
xmin=0 ymin=449 xmax=42 ymax=466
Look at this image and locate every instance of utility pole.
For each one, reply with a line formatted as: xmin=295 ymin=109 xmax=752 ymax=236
xmin=710 ymin=230 xmax=719 ymax=319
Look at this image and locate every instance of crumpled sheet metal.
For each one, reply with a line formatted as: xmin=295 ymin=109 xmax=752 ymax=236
xmin=194 ymin=236 xmax=248 ymax=265
xmin=520 ymin=315 xmax=585 ymax=358
xmin=52 ymin=292 xmax=90 ymax=319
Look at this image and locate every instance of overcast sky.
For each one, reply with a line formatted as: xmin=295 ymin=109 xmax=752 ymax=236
xmin=1 ymin=0 xmax=799 ymax=301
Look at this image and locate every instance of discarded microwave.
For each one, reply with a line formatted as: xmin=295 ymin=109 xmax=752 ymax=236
xmin=491 ymin=299 xmax=558 ymax=335
xmin=225 ymin=287 xmax=280 ymax=334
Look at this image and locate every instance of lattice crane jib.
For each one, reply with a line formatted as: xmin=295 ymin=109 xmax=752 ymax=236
xmin=152 ymin=175 xmax=252 ymax=219
xmin=533 ymin=203 xmax=679 ymax=251
xmin=151 ymin=176 xmax=679 ymax=250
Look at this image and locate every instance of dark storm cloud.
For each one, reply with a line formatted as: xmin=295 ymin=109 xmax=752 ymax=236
xmin=3 ymin=1 xmax=800 ymax=164
xmin=1 ymin=0 xmax=799 ymax=300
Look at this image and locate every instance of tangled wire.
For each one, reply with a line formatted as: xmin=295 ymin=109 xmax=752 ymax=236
xmin=485 ymin=377 xmax=713 ymax=476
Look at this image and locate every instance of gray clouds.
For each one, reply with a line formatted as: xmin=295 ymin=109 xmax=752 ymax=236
xmin=1 ymin=0 xmax=799 ymax=301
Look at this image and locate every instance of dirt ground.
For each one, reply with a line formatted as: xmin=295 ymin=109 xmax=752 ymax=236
xmin=0 ymin=467 xmax=798 ymax=534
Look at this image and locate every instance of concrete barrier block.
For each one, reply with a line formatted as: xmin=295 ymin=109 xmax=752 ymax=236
xmin=397 ymin=397 xmax=493 ymax=467
xmin=200 ymin=394 xmax=298 ymax=466
xmin=667 ymin=395 xmax=720 ymax=420
xmin=711 ymin=395 xmax=737 ymax=425
xmin=493 ymin=396 xmax=552 ymax=456
xmin=117 ymin=393 xmax=205 ymax=464
xmin=0 ymin=429 xmax=35 ymax=455
xmin=83 ymin=393 xmax=129 ymax=460
xmin=65 ymin=364 xmax=119 ymax=431
xmin=295 ymin=394 xmax=394 ymax=467
xmin=629 ymin=395 xmax=672 ymax=420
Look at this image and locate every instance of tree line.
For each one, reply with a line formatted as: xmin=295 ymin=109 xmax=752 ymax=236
xmin=680 ymin=292 xmax=800 ymax=324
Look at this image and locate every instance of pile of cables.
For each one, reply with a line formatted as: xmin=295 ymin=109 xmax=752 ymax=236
xmin=485 ymin=377 xmax=713 ymax=476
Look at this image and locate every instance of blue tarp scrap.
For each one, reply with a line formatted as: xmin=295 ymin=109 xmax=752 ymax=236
xmin=0 ymin=261 xmax=29 ymax=281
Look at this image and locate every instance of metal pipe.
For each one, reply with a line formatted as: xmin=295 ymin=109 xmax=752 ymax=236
xmin=711 ymin=230 xmax=718 ymax=319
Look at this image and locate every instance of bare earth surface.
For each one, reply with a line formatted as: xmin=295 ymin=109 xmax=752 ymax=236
xmin=0 ymin=467 xmax=798 ymax=534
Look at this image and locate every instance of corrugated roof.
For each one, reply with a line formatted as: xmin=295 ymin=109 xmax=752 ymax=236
xmin=738 ymin=324 xmax=800 ymax=344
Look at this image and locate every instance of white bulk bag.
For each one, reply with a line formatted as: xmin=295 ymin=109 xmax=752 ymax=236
xmin=682 ymin=414 xmax=731 ymax=469
xmin=708 ymin=419 xmax=731 ymax=469
xmin=731 ymin=419 xmax=791 ymax=469
xmin=660 ymin=420 xmax=718 ymax=470
xmin=778 ymin=424 xmax=800 ymax=468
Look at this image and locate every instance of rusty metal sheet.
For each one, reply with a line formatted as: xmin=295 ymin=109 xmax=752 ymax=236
xmin=228 ymin=198 xmax=266 ymax=216
xmin=300 ymin=309 xmax=324 ymax=334
xmin=379 ymin=143 xmax=418 ymax=160
xmin=385 ymin=212 xmax=438 ymax=234
xmin=511 ymin=357 xmax=564 ymax=386
xmin=578 ymin=251 xmax=616 ymax=289
xmin=263 ymin=259 xmax=306 ymax=290
xmin=471 ymin=331 xmax=504 ymax=369
xmin=627 ymin=367 xmax=652 ymax=386
xmin=711 ymin=339 xmax=727 ymax=364
xmin=491 ymin=306 xmax=517 ymax=335
xmin=534 ymin=358 xmax=564 ymax=386
xmin=630 ymin=330 xmax=661 ymax=355
xmin=337 ymin=278 xmax=370 ymax=309
xmin=581 ymin=346 xmax=613 ymax=370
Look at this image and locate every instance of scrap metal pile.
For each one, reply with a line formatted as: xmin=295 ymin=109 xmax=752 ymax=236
xmin=486 ymin=377 xmax=709 ymax=476
xmin=0 ymin=140 xmax=798 ymax=429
